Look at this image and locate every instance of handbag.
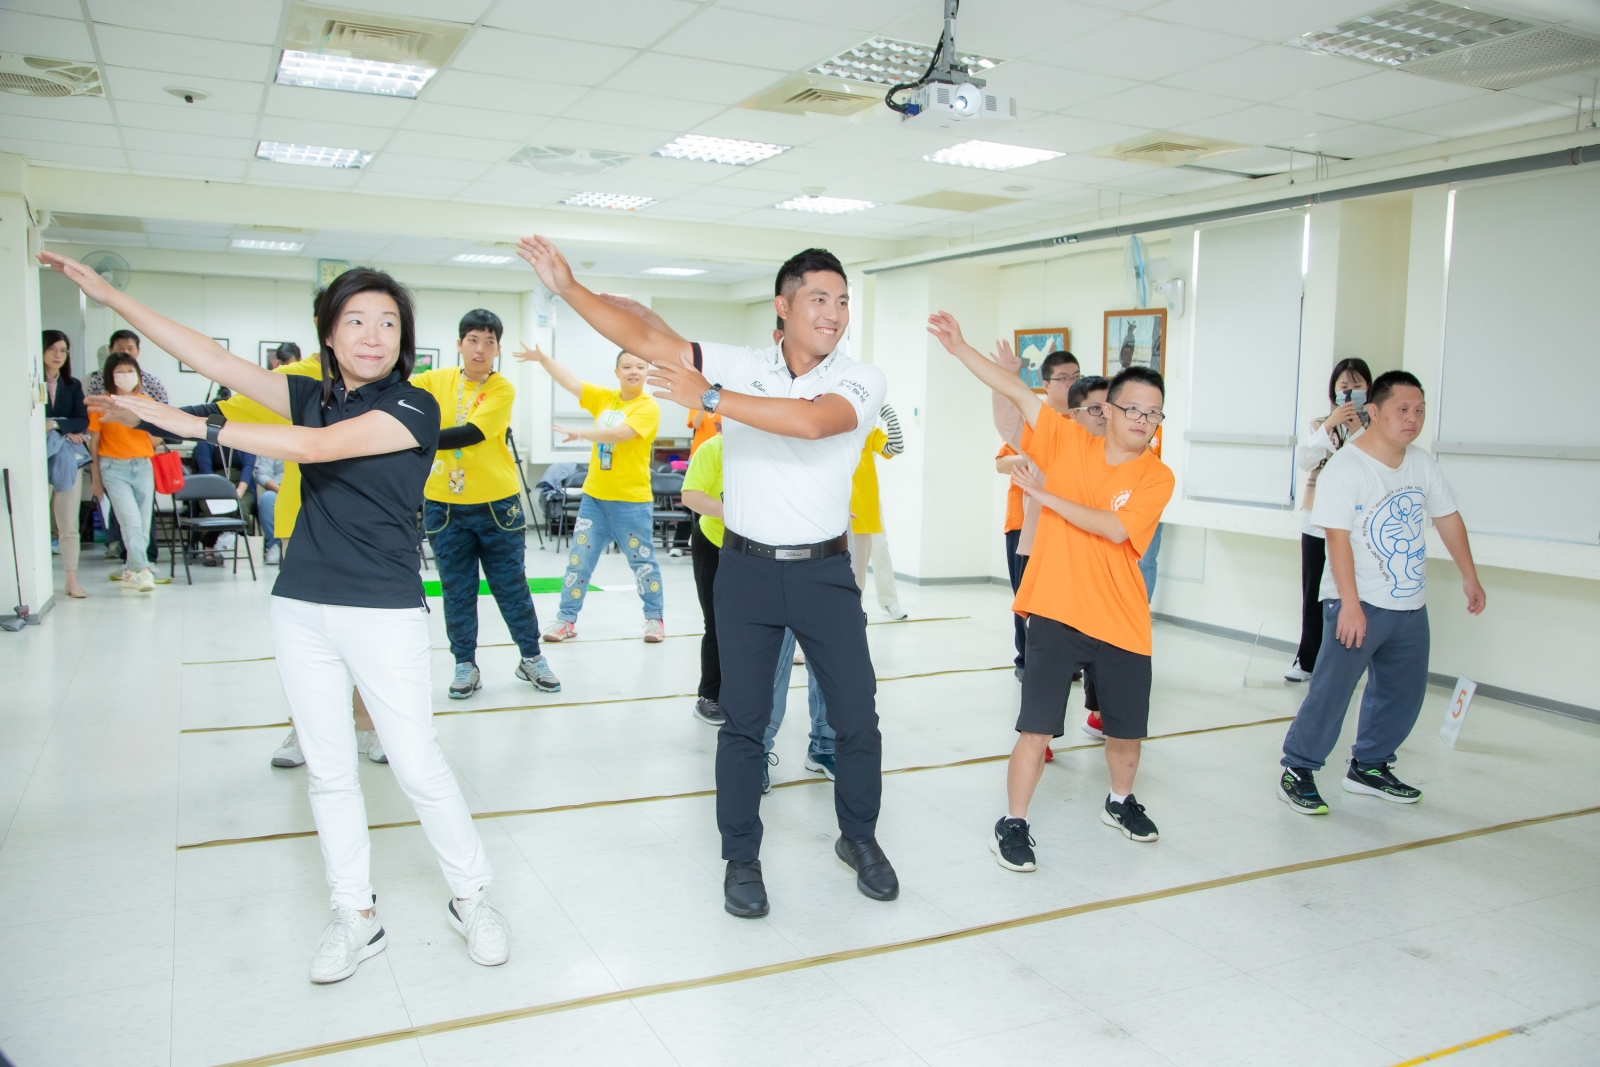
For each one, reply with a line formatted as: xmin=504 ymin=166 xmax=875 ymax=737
xmin=151 ymin=450 xmax=186 ymax=495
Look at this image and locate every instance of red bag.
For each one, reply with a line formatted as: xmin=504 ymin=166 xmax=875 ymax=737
xmin=151 ymin=451 xmax=185 ymax=495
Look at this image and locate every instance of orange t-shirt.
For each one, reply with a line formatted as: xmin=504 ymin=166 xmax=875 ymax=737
xmin=88 ymin=410 xmax=155 ymax=460
xmin=1014 ymin=406 xmax=1173 ymax=656
xmin=688 ymin=411 xmax=722 ymax=456
xmin=996 ymin=443 xmax=1024 ymax=533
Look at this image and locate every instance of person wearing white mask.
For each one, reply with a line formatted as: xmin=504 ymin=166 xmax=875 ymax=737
xmin=87 ymin=351 xmax=161 ymax=591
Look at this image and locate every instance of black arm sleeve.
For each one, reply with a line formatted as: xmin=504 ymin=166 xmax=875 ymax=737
xmin=135 ymin=402 xmax=223 ymax=443
xmin=436 ymin=424 xmax=486 ymax=450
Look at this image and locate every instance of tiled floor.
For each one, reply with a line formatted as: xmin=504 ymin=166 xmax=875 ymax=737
xmin=2 ymin=536 xmax=1597 ymax=1067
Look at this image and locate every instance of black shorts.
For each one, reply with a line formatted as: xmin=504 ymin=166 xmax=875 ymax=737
xmin=1016 ymin=615 xmax=1151 ymax=740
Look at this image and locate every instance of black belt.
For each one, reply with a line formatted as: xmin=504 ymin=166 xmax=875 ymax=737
xmin=724 ymin=530 xmax=849 ymax=561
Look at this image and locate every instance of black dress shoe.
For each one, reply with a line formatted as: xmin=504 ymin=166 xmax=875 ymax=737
xmin=834 ymin=836 xmax=899 ymax=901
xmin=724 ymin=859 xmax=769 ymax=918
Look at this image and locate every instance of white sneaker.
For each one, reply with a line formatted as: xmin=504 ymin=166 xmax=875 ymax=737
xmin=272 ymin=728 xmax=305 ymax=768
xmin=448 ymin=889 xmax=509 ymax=967
xmin=1284 ymin=661 xmax=1312 ymax=682
xmin=357 ymin=729 xmax=387 ymax=764
xmin=309 ymin=906 xmax=386 ymax=984
xmin=264 ymin=544 xmax=281 ymax=565
xmin=643 ymin=618 xmax=665 ymax=643
xmin=882 ymin=601 xmax=909 ymax=620
xmin=135 ymin=568 xmax=155 ymax=592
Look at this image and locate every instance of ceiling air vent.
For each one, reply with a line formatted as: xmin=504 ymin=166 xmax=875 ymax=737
xmin=1288 ymin=2 xmax=1600 ymax=90
xmin=0 ymin=54 xmax=102 ymax=98
xmin=508 ymin=145 xmax=632 ymax=176
xmin=49 ymin=213 xmax=143 ymax=233
xmin=1091 ymin=132 xmax=1250 ymax=168
xmin=742 ymin=75 xmax=879 ymax=117
xmin=282 ymin=3 xmax=468 ymax=69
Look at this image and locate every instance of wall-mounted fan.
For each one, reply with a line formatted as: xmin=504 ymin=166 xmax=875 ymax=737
xmin=80 ymin=250 xmax=131 ymax=301
xmin=1124 ymin=235 xmax=1149 ymax=309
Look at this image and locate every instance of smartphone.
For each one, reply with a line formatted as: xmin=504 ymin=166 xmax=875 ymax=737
xmin=1339 ymin=389 xmax=1370 ymax=427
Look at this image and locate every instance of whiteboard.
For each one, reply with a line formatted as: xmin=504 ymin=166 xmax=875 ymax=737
xmin=551 ymin=298 xmax=689 ymax=454
xmin=1438 ymin=166 xmax=1600 ymax=544
xmin=1185 ymin=212 xmax=1306 ymax=507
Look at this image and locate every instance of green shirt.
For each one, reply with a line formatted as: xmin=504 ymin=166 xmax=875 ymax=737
xmin=681 ymin=432 xmax=724 ymax=547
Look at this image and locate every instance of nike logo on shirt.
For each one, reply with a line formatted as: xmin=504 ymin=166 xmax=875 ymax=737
xmin=397 ymin=399 xmax=424 ymax=414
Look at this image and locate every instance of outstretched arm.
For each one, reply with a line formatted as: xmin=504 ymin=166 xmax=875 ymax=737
xmin=98 ymin=394 xmax=420 ymax=465
xmin=512 ymin=344 xmax=583 ymax=399
xmin=517 ymin=236 xmax=692 ymax=367
xmin=1433 ymin=512 xmax=1486 ymax=615
xmin=552 ymin=422 xmax=637 ymax=445
xmin=646 ymin=351 xmax=860 ymax=440
xmin=928 ymin=312 xmax=1042 ymax=428
xmin=38 ymin=251 xmax=291 ymax=418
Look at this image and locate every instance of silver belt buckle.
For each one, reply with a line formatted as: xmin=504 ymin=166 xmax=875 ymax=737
xmin=774 ymin=547 xmax=813 ymax=561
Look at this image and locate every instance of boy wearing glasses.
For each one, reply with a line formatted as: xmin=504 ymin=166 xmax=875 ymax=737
xmin=930 ymin=312 xmax=1173 ymax=872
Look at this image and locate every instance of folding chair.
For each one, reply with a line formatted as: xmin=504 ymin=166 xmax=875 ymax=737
xmin=649 ymin=471 xmax=691 ymax=550
xmin=171 ymin=474 xmax=257 ymax=584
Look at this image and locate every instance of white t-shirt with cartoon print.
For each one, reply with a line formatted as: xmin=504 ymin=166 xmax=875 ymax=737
xmin=1311 ymin=443 xmax=1459 ymax=611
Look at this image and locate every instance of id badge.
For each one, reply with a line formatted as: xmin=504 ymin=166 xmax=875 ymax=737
xmin=599 ymin=444 xmax=613 ymax=471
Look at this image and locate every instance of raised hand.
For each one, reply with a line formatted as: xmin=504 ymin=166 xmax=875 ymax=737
xmin=511 ymin=344 xmax=549 ymax=365
xmin=515 ymin=235 xmax=576 ymax=297
xmin=86 ymin=394 xmax=141 ymax=428
xmin=37 ymin=251 xmax=118 ymax=306
xmin=646 ymin=351 xmax=712 ymax=410
xmin=99 ymin=394 xmax=203 ymax=440
xmin=926 ymin=311 xmax=971 ymax=356
xmin=992 ymin=338 xmax=1020 ymax=372
xmin=550 ymin=423 xmax=583 ymax=443
xmin=1010 ymin=459 xmax=1047 ymax=499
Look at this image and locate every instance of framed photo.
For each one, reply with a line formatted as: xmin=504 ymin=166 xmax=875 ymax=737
xmin=258 ymin=341 xmax=294 ymax=368
xmin=1103 ymin=308 xmax=1166 ymax=376
xmin=1012 ymin=328 xmax=1070 ymax=393
xmin=414 ymin=347 xmax=440 ymax=373
xmin=318 ymin=259 xmax=351 ymax=288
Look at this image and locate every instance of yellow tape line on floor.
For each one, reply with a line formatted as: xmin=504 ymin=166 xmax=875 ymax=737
xmin=208 ymin=803 xmax=1600 ymax=1067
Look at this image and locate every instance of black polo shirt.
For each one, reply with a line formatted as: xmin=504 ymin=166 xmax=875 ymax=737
xmin=273 ymin=371 xmax=440 ymax=609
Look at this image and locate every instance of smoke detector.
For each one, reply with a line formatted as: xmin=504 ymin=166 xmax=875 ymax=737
xmin=1288 ymin=2 xmax=1600 ymax=90
xmin=1091 ymin=132 xmax=1251 ymax=168
xmin=0 ymin=54 xmax=102 ymax=98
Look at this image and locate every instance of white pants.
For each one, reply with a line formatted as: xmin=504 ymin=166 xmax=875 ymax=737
xmin=851 ymin=532 xmax=899 ymax=607
xmin=270 ymin=596 xmax=492 ymax=910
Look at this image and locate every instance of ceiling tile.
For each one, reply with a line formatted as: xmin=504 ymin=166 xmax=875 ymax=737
xmin=3 ymin=0 xmax=86 ymax=15
xmin=0 ymin=114 xmax=123 ymax=147
xmin=144 ymin=232 xmax=232 ymax=250
xmin=1161 ymin=44 xmax=1369 ymax=102
xmin=263 ymin=85 xmax=415 ymax=127
xmin=485 ymin=0 xmax=699 ymax=47
xmin=689 ymin=108 xmax=846 ymax=147
xmin=1066 ymin=83 xmax=1249 ymax=127
xmin=355 ymin=174 xmax=471 ymax=199
xmin=383 ymin=130 xmax=522 ymax=162
xmin=451 ymin=29 xmax=637 ymax=86
xmin=526 ymin=117 xmax=677 ymax=154
xmin=0 ymin=137 xmax=123 ymax=168
xmin=652 ymin=8 xmax=866 ymax=72
xmin=600 ymin=54 xmax=785 ymax=106
xmin=1045 ymin=16 xmax=1256 ymax=80
xmin=422 ymin=71 xmax=590 ymax=116
xmin=1381 ymin=94 xmax=1574 ymax=138
xmin=362 ymin=154 xmax=492 ymax=180
xmin=86 ymin=0 xmax=280 ymax=44
xmin=1140 ymin=0 xmax=1377 ymax=43
xmin=115 ymin=101 xmax=258 ymax=138
xmin=1024 ymin=154 xmax=1160 ymax=183
xmin=143 ymin=218 xmax=232 ymax=236
xmin=675 ymin=184 xmax=804 ymax=207
xmin=53 ymin=226 xmax=145 ymax=245
xmin=457 ymin=180 xmax=567 ymax=206
xmin=646 ymin=200 xmax=757 ymax=222
xmin=703 ymin=165 xmax=828 ymax=194
xmin=604 ymin=154 xmax=733 ymax=185
xmin=120 ymin=130 xmax=255 ymax=159
xmin=0 ymin=9 xmax=95 ymax=59
xmin=126 ymin=152 xmax=248 ymax=180
xmin=751 ymin=144 xmax=876 ymax=178
xmin=0 ymin=93 xmax=115 ymax=124
xmin=246 ymin=161 xmax=364 ymax=188
xmin=1281 ymin=71 xmax=1486 ymax=122
xmin=561 ymin=89 xmax=726 ymax=132
xmin=985 ymin=61 xmax=1138 ymax=114
xmin=928 ymin=0 xmax=1124 ymax=58
xmin=1103 ymin=164 xmax=1247 ymax=194
xmin=256 ymin=117 xmax=394 ymax=151
xmin=93 ymin=25 xmax=273 ymax=81
xmin=1004 ymin=113 xmax=1150 ymax=153
xmin=348 ymin=0 xmax=494 ymax=21
xmin=1174 ymin=103 xmax=1352 ymax=146
xmin=721 ymin=0 xmax=927 ymax=33
xmin=803 ymin=120 xmax=965 ymax=159
xmin=399 ymin=102 xmax=548 ymax=142
xmin=1288 ymin=124 xmax=1440 ymax=160
xmin=102 ymin=66 xmax=265 ymax=113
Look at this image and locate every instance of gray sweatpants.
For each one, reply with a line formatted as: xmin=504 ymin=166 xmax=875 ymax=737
xmin=1281 ymin=599 xmax=1430 ymax=772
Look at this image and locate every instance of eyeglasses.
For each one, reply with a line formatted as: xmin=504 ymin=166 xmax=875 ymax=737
xmin=1105 ymin=400 xmax=1165 ymax=425
xmin=1043 ymin=373 xmax=1078 ymax=384
xmin=1070 ymin=403 xmax=1104 ymax=416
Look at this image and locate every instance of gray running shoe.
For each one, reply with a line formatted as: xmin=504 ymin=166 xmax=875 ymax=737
xmin=271 ymin=727 xmax=304 ymax=768
xmin=448 ymin=662 xmax=481 ymax=700
xmin=515 ymin=655 xmax=561 ymax=693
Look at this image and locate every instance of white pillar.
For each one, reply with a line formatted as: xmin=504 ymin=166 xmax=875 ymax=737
xmin=0 ymin=153 xmax=52 ymax=616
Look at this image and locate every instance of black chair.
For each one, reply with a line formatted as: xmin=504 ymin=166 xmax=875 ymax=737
xmin=169 ymin=474 xmax=257 ymax=584
xmin=650 ymin=471 xmax=691 ymax=550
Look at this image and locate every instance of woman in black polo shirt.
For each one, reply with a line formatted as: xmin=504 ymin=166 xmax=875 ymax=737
xmin=40 ymin=252 xmax=509 ymax=985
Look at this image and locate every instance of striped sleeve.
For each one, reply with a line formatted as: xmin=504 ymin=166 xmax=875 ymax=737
xmin=879 ymin=403 xmax=904 ymax=455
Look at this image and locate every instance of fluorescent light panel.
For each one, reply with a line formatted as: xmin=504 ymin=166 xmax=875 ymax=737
xmin=643 ymin=267 xmax=706 ymax=276
xmin=560 ymin=192 xmax=657 ymax=211
xmin=652 ymin=134 xmax=789 ymax=166
xmin=1288 ymin=2 xmax=1531 ymax=66
xmin=775 ymin=195 xmax=876 ymax=214
xmin=275 ymin=49 xmax=437 ymax=98
xmin=450 ymin=253 xmax=514 ymax=265
xmin=811 ymin=37 xmax=1002 ymax=87
xmin=923 ymin=140 xmax=1063 ymax=171
xmin=232 ymin=238 xmax=304 ymax=252
xmin=256 ymin=141 xmax=372 ymax=169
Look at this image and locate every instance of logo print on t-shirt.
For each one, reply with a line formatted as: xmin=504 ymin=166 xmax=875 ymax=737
xmin=1109 ymin=489 xmax=1132 ymax=511
xmin=1370 ymin=489 xmax=1427 ymax=597
xmin=397 ymin=399 xmax=424 ymax=414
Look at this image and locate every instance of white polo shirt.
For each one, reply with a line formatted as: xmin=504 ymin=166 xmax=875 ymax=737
xmin=697 ymin=341 xmax=886 ymax=546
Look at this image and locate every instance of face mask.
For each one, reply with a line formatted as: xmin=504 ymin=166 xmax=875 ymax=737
xmin=113 ymin=372 xmax=139 ymax=392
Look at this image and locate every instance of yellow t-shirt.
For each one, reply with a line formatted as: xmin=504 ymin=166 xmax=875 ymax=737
xmin=579 ymin=382 xmax=658 ymax=503
xmin=681 ymin=432 xmax=724 ymax=547
xmin=849 ymin=427 xmax=892 ymax=535
xmin=218 ymin=358 xmax=321 ymax=539
xmin=411 ymin=368 xmax=519 ymax=505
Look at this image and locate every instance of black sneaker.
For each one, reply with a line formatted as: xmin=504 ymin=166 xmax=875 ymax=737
xmin=1279 ymin=766 xmax=1329 ymax=815
xmin=991 ymin=817 xmax=1036 ymax=872
xmin=1102 ymin=795 xmax=1159 ymax=842
xmin=1343 ymin=761 xmax=1421 ymax=804
xmin=724 ymin=860 xmax=768 ymax=918
xmin=693 ymin=697 xmax=725 ymax=725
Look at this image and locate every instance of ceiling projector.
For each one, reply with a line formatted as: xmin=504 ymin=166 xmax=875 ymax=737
xmin=885 ymin=0 xmax=1017 ymax=130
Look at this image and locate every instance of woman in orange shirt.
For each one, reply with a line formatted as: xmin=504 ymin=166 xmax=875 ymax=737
xmin=89 ymin=352 xmax=160 ymax=591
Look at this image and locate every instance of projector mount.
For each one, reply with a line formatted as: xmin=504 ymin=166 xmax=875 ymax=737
xmin=885 ymin=0 xmax=985 ymax=116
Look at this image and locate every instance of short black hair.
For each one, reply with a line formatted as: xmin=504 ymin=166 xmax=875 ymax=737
xmin=275 ymin=342 xmax=301 ymax=364
xmin=1327 ymin=358 xmax=1373 ymax=404
xmin=102 ymin=352 xmax=143 ymax=393
xmin=1067 ymin=375 xmax=1108 ymax=410
xmin=459 ymin=308 xmax=503 ymax=342
xmin=109 ymin=328 xmax=141 ymax=350
xmin=314 ymin=267 xmax=417 ymax=407
xmin=1041 ymin=350 xmax=1079 ymax=381
xmin=1107 ymin=365 xmax=1164 ymax=405
xmin=775 ymin=248 xmax=846 ymax=298
xmin=1368 ymin=369 xmax=1423 ymax=408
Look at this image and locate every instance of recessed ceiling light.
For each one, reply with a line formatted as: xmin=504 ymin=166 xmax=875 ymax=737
xmin=232 ymin=238 xmax=305 ymax=252
xmin=256 ymin=141 xmax=372 ymax=169
xmin=923 ymin=140 xmax=1064 ymax=171
xmin=643 ymin=267 xmax=707 ymax=276
xmin=811 ymin=37 xmax=1004 ymax=87
xmin=652 ymin=134 xmax=789 ymax=166
xmin=560 ymin=192 xmax=658 ymax=211
xmin=275 ymin=49 xmax=436 ymax=98
xmin=774 ymin=195 xmax=877 ymax=214
xmin=450 ymin=253 xmax=514 ymax=265
xmin=1287 ymin=3 xmax=1531 ymax=67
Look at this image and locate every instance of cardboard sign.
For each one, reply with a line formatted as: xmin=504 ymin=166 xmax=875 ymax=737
xmin=1440 ymin=676 xmax=1477 ymax=749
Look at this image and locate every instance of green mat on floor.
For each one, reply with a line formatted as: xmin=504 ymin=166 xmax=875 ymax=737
xmin=422 ymin=577 xmax=600 ymax=597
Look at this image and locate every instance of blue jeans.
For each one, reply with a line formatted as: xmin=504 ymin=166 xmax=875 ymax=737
xmin=557 ymin=495 xmax=663 ymax=623
xmin=764 ymin=628 xmax=835 ymax=757
xmin=1140 ymin=522 xmax=1162 ymax=604
xmin=425 ymin=496 xmax=542 ymax=663
xmin=1281 ymin=600 xmax=1431 ymax=771
xmin=100 ymin=457 xmax=154 ymax=571
xmin=258 ymin=489 xmax=279 ymax=549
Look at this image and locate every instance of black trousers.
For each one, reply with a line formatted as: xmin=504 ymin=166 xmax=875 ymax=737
xmin=1297 ymin=534 xmax=1327 ymax=671
xmin=691 ymin=523 xmax=721 ymax=701
xmin=714 ymin=546 xmax=880 ymax=860
xmin=1005 ymin=530 xmax=1027 ymax=668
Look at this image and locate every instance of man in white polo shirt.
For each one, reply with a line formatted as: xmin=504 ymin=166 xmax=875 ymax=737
xmin=518 ymin=237 xmax=895 ymax=918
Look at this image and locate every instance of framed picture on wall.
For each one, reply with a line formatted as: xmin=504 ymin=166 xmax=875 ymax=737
xmin=258 ymin=340 xmax=294 ymax=367
xmin=1013 ymin=328 xmax=1070 ymax=392
xmin=414 ymin=347 xmax=439 ymax=373
xmin=1103 ymin=308 xmax=1166 ymax=376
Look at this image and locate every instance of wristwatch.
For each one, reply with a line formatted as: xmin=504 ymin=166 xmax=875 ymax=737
xmin=700 ymin=385 xmax=722 ymax=415
xmin=205 ymin=411 xmax=227 ymax=445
